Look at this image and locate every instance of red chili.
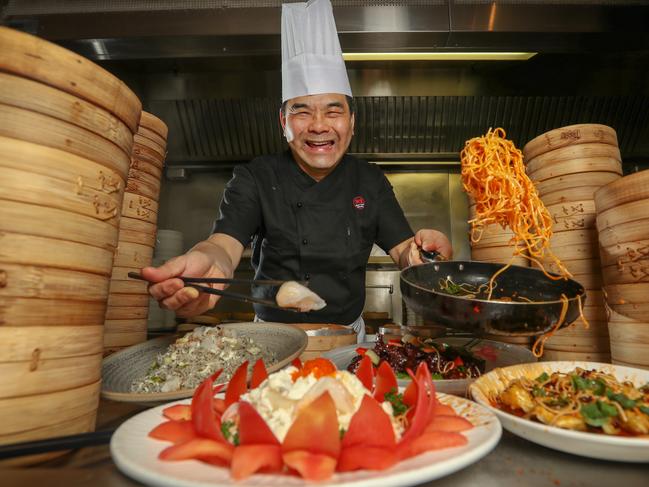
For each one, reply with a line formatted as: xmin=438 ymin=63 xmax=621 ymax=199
xmin=388 ymin=339 xmax=403 ymax=346
xmin=473 ymin=305 xmax=481 ymax=313
xmin=355 ymin=347 xmax=368 ymax=356
xmin=453 ymin=356 xmax=464 ymax=367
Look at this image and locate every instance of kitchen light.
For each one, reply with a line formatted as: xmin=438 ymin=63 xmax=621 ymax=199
xmin=342 ymin=52 xmax=537 ymax=61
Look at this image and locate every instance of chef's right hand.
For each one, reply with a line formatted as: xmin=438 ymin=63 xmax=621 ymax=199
xmin=141 ymin=250 xmax=226 ymax=318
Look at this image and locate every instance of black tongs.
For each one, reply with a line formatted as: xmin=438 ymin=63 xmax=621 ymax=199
xmin=128 ymin=272 xmax=305 ymax=311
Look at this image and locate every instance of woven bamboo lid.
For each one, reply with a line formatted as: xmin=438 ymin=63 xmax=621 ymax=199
xmin=0 ymin=26 xmax=141 ymax=132
xmin=139 ymin=111 xmax=168 ymax=139
xmin=523 ymin=124 xmax=618 ymax=162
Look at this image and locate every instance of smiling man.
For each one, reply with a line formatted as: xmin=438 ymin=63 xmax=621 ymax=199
xmin=143 ymin=0 xmax=452 ymax=340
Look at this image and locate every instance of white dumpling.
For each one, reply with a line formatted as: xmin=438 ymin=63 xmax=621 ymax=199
xmin=276 ymin=281 xmax=326 ymax=312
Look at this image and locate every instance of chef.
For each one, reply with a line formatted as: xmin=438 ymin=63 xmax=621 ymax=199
xmin=144 ymin=0 xmax=452 ymax=340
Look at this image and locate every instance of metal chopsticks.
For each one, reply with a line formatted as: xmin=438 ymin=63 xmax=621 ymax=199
xmin=127 ymin=272 xmax=300 ymax=311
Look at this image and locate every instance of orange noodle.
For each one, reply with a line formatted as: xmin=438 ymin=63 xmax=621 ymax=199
xmin=460 ymin=128 xmax=588 ymax=357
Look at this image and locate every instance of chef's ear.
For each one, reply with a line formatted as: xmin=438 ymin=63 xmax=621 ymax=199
xmin=351 ymin=112 xmax=355 ymax=136
xmin=279 ymin=107 xmax=294 ymax=143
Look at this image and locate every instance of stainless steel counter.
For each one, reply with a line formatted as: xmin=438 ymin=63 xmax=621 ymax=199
xmin=3 ymin=400 xmax=647 ymax=487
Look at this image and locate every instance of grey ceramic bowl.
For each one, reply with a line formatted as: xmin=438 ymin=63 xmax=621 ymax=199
xmin=323 ymin=336 xmax=537 ymax=396
xmin=101 ymin=322 xmax=308 ymax=405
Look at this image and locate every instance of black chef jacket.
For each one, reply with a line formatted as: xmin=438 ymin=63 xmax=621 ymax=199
xmin=213 ymin=151 xmax=413 ymax=325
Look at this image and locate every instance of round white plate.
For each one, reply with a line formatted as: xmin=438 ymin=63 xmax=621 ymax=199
xmin=469 ymin=361 xmax=649 ymax=462
xmin=111 ymin=393 xmax=501 ymax=487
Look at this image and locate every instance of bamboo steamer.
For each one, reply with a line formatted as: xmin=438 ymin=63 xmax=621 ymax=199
xmin=109 ymin=279 xmax=149 ymax=295
xmin=598 ymin=223 xmax=649 ymax=250
xmin=105 ymin=306 xmax=149 ymax=320
xmin=0 ymin=410 xmax=96 ymax=448
xmin=0 ymin=26 xmax=140 ymax=131
xmin=608 ymin=341 xmax=649 ymax=369
xmin=0 ymin=103 xmax=130 ymax=179
xmin=127 ymin=167 xmax=162 ymax=192
xmin=140 ymin=111 xmax=169 ymax=139
xmin=0 ymin=326 xmax=104 ymax=361
xmin=0 ymin=297 xmax=107 ymax=326
xmin=599 ymin=240 xmax=649 ymax=268
xmin=126 ymin=176 xmax=161 ymax=201
xmin=594 ymin=169 xmax=649 ymax=214
xmin=523 ymin=124 xmax=618 ymax=162
xmin=0 ymin=158 xmax=123 ymax=226
xmin=0 ymin=380 xmax=100 ymax=437
xmin=132 ymin=143 xmax=165 ymax=168
xmin=601 ymin=263 xmax=649 ymax=286
xmin=604 ymin=283 xmax=649 ymax=306
xmin=525 ymin=142 xmax=621 ymax=170
xmin=293 ymin=324 xmax=357 ymax=360
xmin=131 ymin=157 xmax=163 ymax=179
xmin=138 ymin=126 xmax=167 ymax=150
xmin=0 ymin=353 xmax=102 ymax=398
xmin=0 ymin=232 xmax=114 ymax=275
xmin=606 ymin=303 xmax=649 ymax=322
xmin=121 ymin=192 xmax=159 ymax=224
xmin=539 ymin=257 xmax=601 ymax=276
xmin=111 ymin=266 xmax=143 ymax=281
xmin=471 ymin=254 xmax=529 ymax=267
xmin=483 ymin=334 xmax=531 ymax=346
xmin=545 ymin=200 xmax=597 ymax=233
xmin=113 ymin=241 xmax=154 ymax=269
xmin=469 ymin=225 xmax=517 ymax=248
xmin=108 ymin=293 xmax=149 ymax=307
xmin=0 ymin=263 xmax=108 ymax=301
xmin=104 ymin=319 xmax=147 ymax=347
xmin=534 ymin=172 xmax=621 ymax=197
xmin=540 ymin=350 xmax=611 ymax=362
xmin=0 ymin=135 xmax=126 ymax=193
xmin=0 ymin=199 xmax=118 ymax=251
xmin=544 ymin=335 xmax=610 ymax=353
xmin=118 ymin=216 xmax=157 ymax=247
xmin=584 ymin=290 xmax=604 ymax=307
xmin=470 ymin=246 xmax=527 ymax=263
xmin=527 ymin=157 xmax=622 ymax=183
xmin=134 ymin=134 xmax=166 ymax=159
xmin=597 ymin=199 xmax=649 ymax=233
xmin=0 ymin=72 xmax=133 ymax=157
xmin=540 ymin=186 xmax=608 ymax=207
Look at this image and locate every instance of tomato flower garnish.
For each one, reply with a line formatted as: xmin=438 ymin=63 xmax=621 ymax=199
xmin=150 ymin=357 xmax=473 ymax=481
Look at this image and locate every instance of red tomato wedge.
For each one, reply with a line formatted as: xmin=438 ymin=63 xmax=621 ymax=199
xmin=282 ymin=392 xmax=340 ymax=459
xmin=191 ymin=377 xmax=225 ymax=442
xmin=425 ymin=415 xmax=473 ymax=433
xmin=251 ymin=359 xmax=269 ymax=389
xmin=282 ymin=450 xmax=337 ymax=482
xmin=354 ymin=355 xmax=375 ymax=392
xmin=213 ymin=398 xmax=227 ymax=415
xmin=231 ymin=444 xmax=283 ymax=480
xmin=162 ymin=404 xmax=192 ymax=422
xmin=238 ymin=401 xmax=279 ymax=445
xmin=159 ymin=438 xmax=234 ymax=463
xmin=402 ymin=370 xmax=418 ymax=407
xmin=341 ymin=394 xmax=395 ymax=448
xmin=398 ymin=431 xmax=467 ymax=459
xmin=432 ymin=403 xmax=456 ymax=417
xmin=149 ymin=420 xmax=196 ymax=444
xmin=224 ymin=360 xmax=249 ymax=408
xmin=373 ymin=360 xmax=398 ymax=402
xmin=338 ymin=445 xmax=398 ymax=472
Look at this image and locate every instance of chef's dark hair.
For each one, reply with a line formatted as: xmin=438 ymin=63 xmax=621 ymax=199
xmin=281 ymin=95 xmax=355 ymax=116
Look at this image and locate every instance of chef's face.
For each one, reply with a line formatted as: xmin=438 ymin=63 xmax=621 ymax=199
xmin=280 ymin=93 xmax=355 ymax=181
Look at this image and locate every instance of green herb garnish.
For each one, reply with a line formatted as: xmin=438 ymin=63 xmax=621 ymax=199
xmin=580 ymin=401 xmax=615 ymax=427
xmin=544 ymin=396 xmax=569 ymax=408
xmin=639 ymin=405 xmax=649 ymax=415
xmin=598 ymin=401 xmax=619 ymax=417
xmin=221 ymin=420 xmax=240 ymax=446
xmin=532 ymin=386 xmax=547 ymax=397
xmin=535 ymin=372 xmax=550 ymax=383
xmin=571 ymin=374 xmax=590 ymax=391
xmin=570 ymin=375 xmax=606 ymax=395
xmin=385 ymin=387 xmax=408 ymax=417
xmin=606 ymin=390 xmax=637 ymax=409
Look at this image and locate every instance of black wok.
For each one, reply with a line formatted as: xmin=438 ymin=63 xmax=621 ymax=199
xmin=400 ymin=260 xmax=586 ymax=336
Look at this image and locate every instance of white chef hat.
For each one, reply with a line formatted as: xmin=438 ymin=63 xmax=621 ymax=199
xmin=281 ymin=0 xmax=352 ymax=102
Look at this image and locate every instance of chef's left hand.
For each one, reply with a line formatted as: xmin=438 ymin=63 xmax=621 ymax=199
xmin=406 ymin=229 xmax=453 ymax=266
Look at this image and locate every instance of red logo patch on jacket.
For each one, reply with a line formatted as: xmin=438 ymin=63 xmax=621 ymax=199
xmin=352 ymin=195 xmax=366 ymax=210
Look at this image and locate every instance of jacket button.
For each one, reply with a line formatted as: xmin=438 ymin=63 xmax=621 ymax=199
xmin=302 ymin=238 xmax=308 ymax=245
xmin=297 ymin=202 xmax=303 ymax=208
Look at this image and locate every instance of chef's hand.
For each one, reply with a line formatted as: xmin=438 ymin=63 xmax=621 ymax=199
xmin=406 ymin=229 xmax=453 ymax=266
xmin=142 ymin=250 xmax=226 ymax=318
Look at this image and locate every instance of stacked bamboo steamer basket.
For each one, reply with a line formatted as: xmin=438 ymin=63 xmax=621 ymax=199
xmin=523 ymin=124 xmax=622 ymax=362
xmin=468 ymin=204 xmax=531 ymax=347
xmin=595 ymin=170 xmax=649 ymax=369
xmin=293 ymin=324 xmax=357 ymax=361
xmin=104 ymin=111 xmax=168 ymax=353
xmin=0 ymin=26 xmax=141 ymax=461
